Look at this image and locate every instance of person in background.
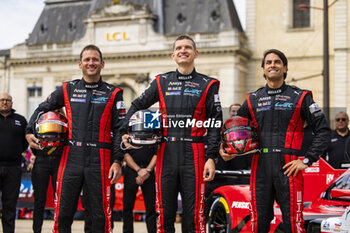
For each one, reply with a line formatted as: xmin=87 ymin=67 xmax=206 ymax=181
xmin=31 ymin=146 xmax=62 ymax=233
xmin=0 ymin=92 xmax=28 ymax=233
xmin=123 ymin=146 xmax=157 ymax=233
xmin=229 ymin=103 xmax=241 ymax=118
xmin=324 ymin=111 xmax=350 ymax=169
xmin=205 ymin=103 xmax=249 ymax=199
xmin=226 ymin=102 xmax=251 ymax=172
xmin=30 ymin=109 xmax=65 ymax=233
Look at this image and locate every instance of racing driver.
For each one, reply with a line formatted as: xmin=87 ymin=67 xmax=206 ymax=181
xmin=220 ymin=49 xmax=330 ymax=233
xmin=122 ymin=35 xmax=222 ymax=233
xmin=26 ymin=45 xmax=125 ymax=233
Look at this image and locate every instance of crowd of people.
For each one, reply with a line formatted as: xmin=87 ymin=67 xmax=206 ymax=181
xmin=0 ymin=35 xmax=349 ymax=233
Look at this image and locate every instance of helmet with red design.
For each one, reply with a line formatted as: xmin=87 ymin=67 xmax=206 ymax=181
xmin=35 ymin=111 xmax=68 ymax=148
xmin=222 ymin=116 xmax=259 ymax=155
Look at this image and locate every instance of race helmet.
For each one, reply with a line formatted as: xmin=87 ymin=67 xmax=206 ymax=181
xmin=35 ymin=111 xmax=68 ymax=147
xmin=222 ymin=116 xmax=259 ymax=155
xmin=128 ymin=110 xmax=161 ymax=146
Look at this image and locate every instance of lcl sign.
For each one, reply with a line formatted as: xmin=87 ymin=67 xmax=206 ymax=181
xmin=106 ymin=32 xmax=130 ymax=41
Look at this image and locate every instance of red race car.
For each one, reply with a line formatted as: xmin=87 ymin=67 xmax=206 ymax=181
xmin=207 ymin=158 xmax=349 ymax=233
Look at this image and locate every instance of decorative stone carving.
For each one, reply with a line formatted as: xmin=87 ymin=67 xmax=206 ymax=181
xmin=91 ymin=3 xmax=150 ymax=18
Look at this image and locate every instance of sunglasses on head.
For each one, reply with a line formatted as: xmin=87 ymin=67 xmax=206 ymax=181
xmin=336 ymin=118 xmax=347 ymax=122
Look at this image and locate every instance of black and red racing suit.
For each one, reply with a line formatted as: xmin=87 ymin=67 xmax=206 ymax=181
xmin=238 ymin=82 xmax=330 ymax=233
xmin=26 ymin=78 xmax=125 ymax=233
xmin=122 ymin=69 xmax=222 ymax=233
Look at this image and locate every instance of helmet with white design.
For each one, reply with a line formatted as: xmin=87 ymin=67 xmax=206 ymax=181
xmin=128 ymin=110 xmax=161 ymax=146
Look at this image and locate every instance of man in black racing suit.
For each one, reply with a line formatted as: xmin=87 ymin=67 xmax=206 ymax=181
xmin=220 ymin=49 xmax=330 ymax=233
xmin=122 ymin=35 xmax=222 ymax=233
xmin=26 ymin=45 xmax=125 ymax=233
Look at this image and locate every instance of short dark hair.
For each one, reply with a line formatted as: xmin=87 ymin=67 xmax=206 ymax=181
xmin=80 ymin=44 xmax=103 ymax=61
xmin=172 ymin=35 xmax=197 ymax=51
xmin=261 ymin=49 xmax=288 ymax=79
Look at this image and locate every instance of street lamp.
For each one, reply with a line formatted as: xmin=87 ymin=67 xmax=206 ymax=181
xmin=323 ymin=0 xmax=329 ymax=122
xmin=298 ymin=4 xmax=324 ymax=10
xmin=297 ymin=0 xmax=338 ymax=122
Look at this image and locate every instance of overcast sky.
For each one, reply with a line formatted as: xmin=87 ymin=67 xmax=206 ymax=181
xmin=0 ymin=0 xmax=246 ymax=50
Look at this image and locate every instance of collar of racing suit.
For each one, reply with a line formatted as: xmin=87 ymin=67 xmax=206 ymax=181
xmin=82 ymin=77 xmax=103 ymax=89
xmin=176 ymin=68 xmax=197 ymax=80
xmin=265 ymin=81 xmax=287 ymax=95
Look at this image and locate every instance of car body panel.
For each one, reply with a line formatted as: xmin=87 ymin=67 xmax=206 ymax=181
xmin=209 ymin=158 xmax=349 ymax=232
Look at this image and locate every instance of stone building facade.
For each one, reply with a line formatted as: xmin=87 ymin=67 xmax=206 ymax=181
xmin=246 ymin=0 xmax=350 ymax=122
xmin=0 ymin=0 xmax=250 ymax=119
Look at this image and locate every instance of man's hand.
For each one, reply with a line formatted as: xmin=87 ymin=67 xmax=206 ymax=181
xmin=109 ymin=162 xmax=122 ymax=184
xmin=283 ymin=159 xmax=308 ymax=177
xmin=26 ymin=134 xmax=40 ymax=150
xmin=121 ymin=134 xmax=139 ymax=150
xmin=219 ymin=143 xmax=237 ymax=161
xmin=135 ymin=176 xmax=144 ymax=185
xmin=137 ymin=168 xmax=150 ymax=181
xmin=203 ymin=158 xmax=215 ymax=182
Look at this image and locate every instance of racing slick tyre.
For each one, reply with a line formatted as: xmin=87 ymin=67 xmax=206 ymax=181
xmin=208 ymin=196 xmax=231 ymax=233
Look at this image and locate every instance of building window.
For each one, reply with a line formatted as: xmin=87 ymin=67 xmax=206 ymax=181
xmin=27 ymin=87 xmax=42 ymax=119
xmin=28 ymin=87 xmax=42 ymax=97
xmin=293 ymin=0 xmax=310 ymax=28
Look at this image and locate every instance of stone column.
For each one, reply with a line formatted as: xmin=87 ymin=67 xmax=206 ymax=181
xmin=245 ymin=0 xmax=256 ymax=92
xmin=333 ymin=0 xmax=348 ymax=115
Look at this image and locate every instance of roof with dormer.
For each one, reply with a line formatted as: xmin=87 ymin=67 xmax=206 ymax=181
xmin=27 ymin=0 xmax=243 ymax=45
xmin=27 ymin=0 xmax=91 ymax=45
xmin=0 ymin=49 xmax=10 ymax=57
